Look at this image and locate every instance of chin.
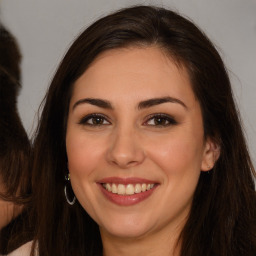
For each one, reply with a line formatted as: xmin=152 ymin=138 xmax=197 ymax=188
xmin=99 ymin=215 xmax=153 ymax=239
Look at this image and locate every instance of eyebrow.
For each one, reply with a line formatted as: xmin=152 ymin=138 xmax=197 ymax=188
xmin=138 ymin=97 xmax=187 ymax=110
xmin=72 ymin=98 xmax=113 ymax=111
xmin=72 ymin=96 xmax=187 ymax=111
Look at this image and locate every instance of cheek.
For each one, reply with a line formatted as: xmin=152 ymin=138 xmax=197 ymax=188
xmin=66 ymin=133 xmax=105 ymax=214
xmin=66 ymin=132 xmax=104 ymax=179
xmin=146 ymin=131 xmax=204 ymax=178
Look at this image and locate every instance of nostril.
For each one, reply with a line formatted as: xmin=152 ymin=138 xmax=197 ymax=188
xmin=111 ymin=159 xmax=138 ymax=168
xmin=106 ymin=135 xmax=146 ymax=168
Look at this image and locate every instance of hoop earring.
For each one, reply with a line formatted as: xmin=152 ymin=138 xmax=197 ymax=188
xmin=64 ymin=173 xmax=76 ymax=205
xmin=64 ymin=186 xmax=76 ymax=205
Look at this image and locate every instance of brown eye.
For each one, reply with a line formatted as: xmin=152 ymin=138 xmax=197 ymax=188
xmin=91 ymin=116 xmax=105 ymax=125
xmin=145 ymin=114 xmax=177 ymax=127
xmin=79 ymin=114 xmax=110 ymax=126
xmin=153 ymin=117 xmax=169 ymax=126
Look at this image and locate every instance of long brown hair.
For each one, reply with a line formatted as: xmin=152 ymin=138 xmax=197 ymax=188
xmin=31 ymin=6 xmax=256 ymax=256
xmin=0 ymin=25 xmax=32 ymax=253
xmin=0 ymin=69 xmax=31 ymax=202
xmin=0 ymin=24 xmax=31 ymax=201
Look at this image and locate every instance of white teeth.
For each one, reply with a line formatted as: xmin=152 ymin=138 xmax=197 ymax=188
xmin=102 ymin=183 xmax=155 ymax=195
xmin=112 ymin=183 xmax=117 ymax=193
xmin=134 ymin=184 xmax=142 ymax=193
xmin=126 ymin=184 xmax=135 ymax=195
xmin=117 ymin=184 xmax=126 ymax=195
xmin=106 ymin=183 xmax=111 ymax=192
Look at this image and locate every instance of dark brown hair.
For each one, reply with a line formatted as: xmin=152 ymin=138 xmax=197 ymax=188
xmin=0 ymin=70 xmax=31 ymax=202
xmin=0 ymin=24 xmax=30 ymax=199
xmin=0 ymin=25 xmax=31 ymax=253
xmin=0 ymin=25 xmax=22 ymax=82
xmin=31 ymin=5 xmax=256 ymax=256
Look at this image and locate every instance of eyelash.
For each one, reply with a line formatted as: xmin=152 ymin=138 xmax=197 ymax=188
xmin=144 ymin=114 xmax=177 ymax=127
xmin=78 ymin=113 xmax=177 ymax=127
xmin=78 ymin=114 xmax=110 ymax=126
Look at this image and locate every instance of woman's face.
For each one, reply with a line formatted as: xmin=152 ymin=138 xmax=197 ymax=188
xmin=66 ymin=47 xmax=214 ymax=240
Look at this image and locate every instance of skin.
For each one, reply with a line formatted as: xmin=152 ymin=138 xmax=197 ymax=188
xmin=0 ymin=180 xmax=22 ymax=229
xmin=66 ymin=47 xmax=217 ymax=256
xmin=0 ymin=200 xmax=17 ymax=229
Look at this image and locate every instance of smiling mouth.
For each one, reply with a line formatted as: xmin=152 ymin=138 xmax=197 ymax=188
xmin=102 ymin=183 xmax=156 ymax=195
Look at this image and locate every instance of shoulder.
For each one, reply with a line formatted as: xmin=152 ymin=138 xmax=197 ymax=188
xmin=5 ymin=241 xmax=35 ymax=256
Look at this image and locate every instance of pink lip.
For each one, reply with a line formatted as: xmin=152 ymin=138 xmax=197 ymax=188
xmin=97 ymin=177 xmax=159 ymax=206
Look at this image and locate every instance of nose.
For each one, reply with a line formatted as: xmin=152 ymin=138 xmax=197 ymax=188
xmin=106 ymin=127 xmax=145 ymax=169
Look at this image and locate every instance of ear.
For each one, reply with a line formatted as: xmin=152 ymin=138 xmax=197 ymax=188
xmin=201 ymin=137 xmax=220 ymax=172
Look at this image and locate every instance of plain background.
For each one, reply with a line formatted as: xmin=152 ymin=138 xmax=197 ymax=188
xmin=0 ymin=0 xmax=256 ymax=164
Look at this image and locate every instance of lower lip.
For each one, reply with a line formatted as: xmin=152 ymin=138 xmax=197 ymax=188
xmin=98 ymin=184 xmax=158 ymax=206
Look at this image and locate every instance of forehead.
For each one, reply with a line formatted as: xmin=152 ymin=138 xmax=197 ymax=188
xmin=71 ymin=47 xmax=196 ymax=107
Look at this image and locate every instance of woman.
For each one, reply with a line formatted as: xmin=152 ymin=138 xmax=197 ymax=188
xmin=10 ymin=5 xmax=256 ymax=256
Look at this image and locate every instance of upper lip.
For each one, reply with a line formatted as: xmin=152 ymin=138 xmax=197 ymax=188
xmin=97 ymin=177 xmax=159 ymax=185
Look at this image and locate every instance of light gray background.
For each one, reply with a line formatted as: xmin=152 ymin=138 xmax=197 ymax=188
xmin=0 ymin=0 xmax=256 ymax=164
